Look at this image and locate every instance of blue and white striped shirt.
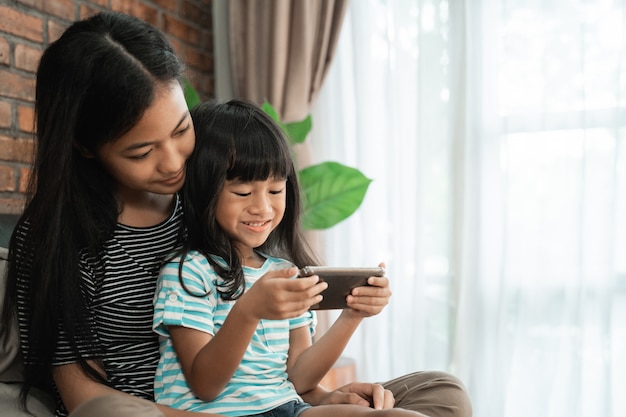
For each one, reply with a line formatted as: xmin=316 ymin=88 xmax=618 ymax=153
xmin=153 ymin=252 xmax=316 ymax=416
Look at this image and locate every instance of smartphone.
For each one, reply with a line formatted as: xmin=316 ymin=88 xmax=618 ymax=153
xmin=298 ymin=266 xmax=385 ymax=310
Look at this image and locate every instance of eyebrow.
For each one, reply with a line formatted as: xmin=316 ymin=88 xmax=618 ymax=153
xmin=122 ymin=112 xmax=190 ymax=151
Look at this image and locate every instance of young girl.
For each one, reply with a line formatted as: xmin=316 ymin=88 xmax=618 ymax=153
xmin=152 ymin=99 xmax=427 ymax=417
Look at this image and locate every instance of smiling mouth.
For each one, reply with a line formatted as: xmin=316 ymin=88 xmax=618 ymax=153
xmin=244 ymin=220 xmax=270 ymax=227
xmin=161 ymin=171 xmax=184 ymax=185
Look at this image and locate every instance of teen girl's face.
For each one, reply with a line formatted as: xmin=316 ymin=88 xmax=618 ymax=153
xmin=215 ymin=177 xmax=287 ymax=260
xmin=95 ymin=82 xmax=195 ymax=201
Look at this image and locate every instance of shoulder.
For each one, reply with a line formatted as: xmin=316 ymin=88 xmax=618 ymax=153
xmin=159 ymin=251 xmax=218 ymax=291
xmin=162 ymin=250 xmax=211 ymax=270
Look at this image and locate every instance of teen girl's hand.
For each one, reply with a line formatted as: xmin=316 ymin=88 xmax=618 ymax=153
xmin=238 ymin=267 xmax=327 ymax=320
xmin=345 ymin=262 xmax=392 ymax=317
xmin=300 ymin=382 xmax=396 ymax=410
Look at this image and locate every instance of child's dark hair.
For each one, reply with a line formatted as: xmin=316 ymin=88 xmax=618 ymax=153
xmin=1 ymin=11 xmax=184 ymax=405
xmin=182 ymin=99 xmax=319 ymax=300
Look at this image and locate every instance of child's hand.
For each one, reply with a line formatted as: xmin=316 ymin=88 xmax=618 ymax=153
xmin=345 ymin=262 xmax=391 ymax=317
xmin=238 ymin=268 xmax=327 ymax=321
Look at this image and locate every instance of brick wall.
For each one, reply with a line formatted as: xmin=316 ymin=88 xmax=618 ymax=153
xmin=0 ymin=0 xmax=215 ymax=214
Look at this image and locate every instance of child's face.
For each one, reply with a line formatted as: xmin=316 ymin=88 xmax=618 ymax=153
xmin=95 ymin=81 xmax=195 ymax=201
xmin=215 ymin=177 xmax=287 ymax=259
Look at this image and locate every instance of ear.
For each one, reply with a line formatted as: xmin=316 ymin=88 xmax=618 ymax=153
xmin=74 ymin=143 xmax=95 ymax=158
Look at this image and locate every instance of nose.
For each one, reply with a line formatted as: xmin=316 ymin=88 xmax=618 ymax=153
xmin=248 ymin=193 xmax=272 ymax=215
xmin=159 ymin=142 xmax=186 ymax=175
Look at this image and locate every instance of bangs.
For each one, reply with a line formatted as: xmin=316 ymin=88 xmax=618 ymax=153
xmin=226 ymin=124 xmax=293 ymax=182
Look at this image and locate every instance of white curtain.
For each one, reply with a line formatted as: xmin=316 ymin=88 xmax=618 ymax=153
xmin=310 ymin=1 xmax=626 ymax=417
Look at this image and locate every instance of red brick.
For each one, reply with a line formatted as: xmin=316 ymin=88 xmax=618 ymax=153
xmin=48 ymin=19 xmax=70 ymax=43
xmin=85 ymin=0 xmax=108 ymax=7
xmin=0 ymin=6 xmax=44 ymax=43
xmin=151 ymin=0 xmax=178 ymax=13
xmin=17 ymin=105 xmax=35 ymax=134
xmin=79 ymin=5 xmax=102 ymax=20
xmin=168 ymin=37 xmax=183 ymax=58
xmin=110 ymin=0 xmax=159 ymax=27
xmin=0 ymin=135 xmax=35 ymax=164
xmin=19 ymin=166 xmax=32 ymax=193
xmin=0 ymin=69 xmax=35 ymax=101
xmin=0 ymin=101 xmax=11 ymax=129
xmin=186 ymin=68 xmax=213 ymax=100
xmin=162 ymin=13 xmax=202 ymax=44
xmin=0 ymin=37 xmax=9 ymax=66
xmin=0 ymin=197 xmax=26 ymax=214
xmin=0 ymin=165 xmax=16 ymax=192
xmin=181 ymin=0 xmax=212 ymax=28
xmin=202 ymin=31 xmax=213 ymax=51
xmin=181 ymin=45 xmax=213 ymax=72
xmin=17 ymin=0 xmax=74 ymax=21
xmin=15 ymin=43 xmax=42 ymax=73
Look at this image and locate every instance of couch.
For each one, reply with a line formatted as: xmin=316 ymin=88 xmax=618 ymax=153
xmin=1 ymin=219 xmax=55 ymax=416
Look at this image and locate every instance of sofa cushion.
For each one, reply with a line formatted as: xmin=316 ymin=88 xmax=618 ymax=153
xmin=0 ymin=246 xmax=24 ymax=382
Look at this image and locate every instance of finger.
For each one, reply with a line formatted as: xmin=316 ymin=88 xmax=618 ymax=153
xmin=368 ymin=384 xmax=389 ymax=410
xmin=331 ymin=384 xmax=372 ymax=407
xmin=381 ymin=389 xmax=395 ymax=409
xmin=278 ymin=275 xmax=320 ymax=291
xmin=347 ymin=292 xmax=390 ymax=307
xmin=340 ymin=392 xmax=371 ymax=407
xmin=350 ymin=287 xmax=391 ymax=300
xmin=360 ymin=276 xmax=390 ymax=290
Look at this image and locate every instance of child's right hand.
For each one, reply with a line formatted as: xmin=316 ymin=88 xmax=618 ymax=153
xmin=238 ymin=268 xmax=327 ymax=320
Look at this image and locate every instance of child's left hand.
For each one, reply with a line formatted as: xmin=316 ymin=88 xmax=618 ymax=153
xmin=345 ymin=262 xmax=391 ymax=317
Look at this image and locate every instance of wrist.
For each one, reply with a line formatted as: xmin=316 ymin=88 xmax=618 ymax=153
xmin=339 ymin=309 xmax=365 ymax=324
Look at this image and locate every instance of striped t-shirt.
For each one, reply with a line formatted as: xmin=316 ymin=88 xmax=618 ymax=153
xmin=14 ymin=195 xmax=184 ymax=417
xmin=153 ymin=252 xmax=317 ymax=416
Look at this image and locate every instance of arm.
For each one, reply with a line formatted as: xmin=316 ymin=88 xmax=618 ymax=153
xmin=287 ymin=313 xmax=362 ymax=393
xmin=53 ymin=362 xmax=205 ymax=417
xmin=288 ymin=265 xmax=392 ymax=393
xmin=167 ymin=268 xmax=325 ymax=401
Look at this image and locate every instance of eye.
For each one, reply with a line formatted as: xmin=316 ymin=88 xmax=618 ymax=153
xmin=174 ymin=123 xmax=191 ymax=137
xmin=269 ymin=188 xmax=285 ymax=195
xmin=233 ymin=191 xmax=251 ymax=197
xmin=129 ymin=150 xmax=152 ymax=160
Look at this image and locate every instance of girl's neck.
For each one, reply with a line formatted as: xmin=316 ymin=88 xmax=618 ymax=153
xmin=117 ymin=192 xmax=175 ymax=227
xmin=239 ymin=247 xmax=265 ymax=268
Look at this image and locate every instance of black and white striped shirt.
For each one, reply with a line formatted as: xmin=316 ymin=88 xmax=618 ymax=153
xmin=15 ymin=195 xmax=183 ymax=416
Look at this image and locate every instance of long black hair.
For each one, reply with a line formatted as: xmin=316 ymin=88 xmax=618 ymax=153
xmin=0 ymin=11 xmax=184 ymax=405
xmin=181 ymin=99 xmax=319 ymax=300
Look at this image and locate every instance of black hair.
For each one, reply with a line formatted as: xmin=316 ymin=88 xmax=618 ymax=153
xmin=181 ymin=99 xmax=319 ymax=300
xmin=0 ymin=11 xmax=185 ymax=406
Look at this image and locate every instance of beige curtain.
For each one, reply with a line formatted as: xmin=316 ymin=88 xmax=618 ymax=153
xmin=228 ymin=0 xmax=348 ymax=123
xmin=227 ymin=0 xmax=349 ymax=335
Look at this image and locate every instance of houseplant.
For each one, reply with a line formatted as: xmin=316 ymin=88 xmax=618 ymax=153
xmin=183 ymin=81 xmax=371 ymax=230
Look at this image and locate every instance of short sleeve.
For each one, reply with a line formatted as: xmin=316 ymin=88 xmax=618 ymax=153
xmin=52 ymin=254 xmax=101 ymax=365
xmin=289 ymin=310 xmax=317 ymax=337
xmin=153 ymin=253 xmax=219 ymax=337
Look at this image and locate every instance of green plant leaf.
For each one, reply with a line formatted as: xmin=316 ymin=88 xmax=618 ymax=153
xmin=299 ymin=161 xmax=372 ymax=230
xmin=262 ymin=102 xmax=310 ymax=145
xmin=183 ymin=78 xmax=201 ymax=110
xmin=284 ymin=115 xmax=312 ymax=144
xmin=261 ymin=101 xmax=281 ymax=123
